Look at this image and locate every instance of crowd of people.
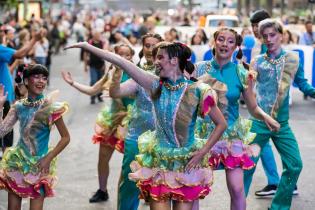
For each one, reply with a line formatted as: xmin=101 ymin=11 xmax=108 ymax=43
xmin=0 ymin=6 xmax=315 ymax=210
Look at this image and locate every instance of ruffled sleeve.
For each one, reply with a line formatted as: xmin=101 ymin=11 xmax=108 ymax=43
xmin=48 ymin=102 xmax=69 ymax=126
xmin=198 ymin=83 xmax=218 ymax=118
xmin=236 ymin=64 xmax=257 ymax=90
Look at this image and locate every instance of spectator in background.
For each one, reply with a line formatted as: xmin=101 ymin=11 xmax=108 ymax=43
xmin=34 ymin=28 xmax=49 ymax=66
xmin=283 ymin=29 xmax=294 ymax=44
xmin=4 ymin=26 xmax=16 ymax=50
xmin=181 ymin=16 xmax=191 ymax=26
xmin=84 ymin=31 xmax=106 ymax=104
xmin=299 ymin=20 xmax=315 ymax=46
xmin=138 ymin=16 xmax=156 ymax=38
xmin=298 ymin=20 xmax=315 ymax=100
xmin=195 ymin=28 xmax=209 ymax=44
xmin=169 ymin=27 xmax=180 ymax=41
xmin=164 ymin=30 xmax=173 ymax=42
xmin=191 ymin=34 xmax=203 ymax=45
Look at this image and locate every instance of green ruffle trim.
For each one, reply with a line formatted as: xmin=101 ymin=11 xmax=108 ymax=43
xmin=136 ymin=131 xmax=210 ymax=172
xmin=0 ymin=146 xmax=57 ymax=176
xmin=196 ymin=117 xmax=256 ymax=145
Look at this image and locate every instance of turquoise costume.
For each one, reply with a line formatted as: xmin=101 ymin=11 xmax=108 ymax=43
xmin=195 ymin=59 xmax=257 ymax=170
xmin=244 ymin=49 xmax=315 ymax=210
xmin=0 ymin=94 xmax=68 ymax=198
xmin=129 ymin=77 xmax=216 ymax=202
xmin=92 ymin=69 xmax=133 ymax=153
xmin=118 ymin=65 xmax=155 ymax=210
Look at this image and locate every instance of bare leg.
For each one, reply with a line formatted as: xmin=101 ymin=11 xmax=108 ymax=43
xmin=8 ymin=192 xmax=22 ymax=210
xmin=150 ymin=199 xmax=171 ymax=210
xmin=30 ymin=196 xmax=45 ymax=210
xmin=98 ymin=144 xmax=115 ymax=191
xmin=173 ymin=200 xmax=194 ymax=210
xmin=226 ymin=168 xmax=246 ymax=210
xmin=191 ymin=200 xmax=199 ymax=210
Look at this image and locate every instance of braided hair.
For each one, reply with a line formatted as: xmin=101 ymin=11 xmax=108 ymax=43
xmin=151 ymin=42 xmax=196 ymax=100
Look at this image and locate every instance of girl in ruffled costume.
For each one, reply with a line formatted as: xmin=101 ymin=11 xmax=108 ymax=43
xmin=109 ymin=33 xmax=163 ymax=210
xmin=61 ymin=43 xmax=135 ymax=203
xmin=0 ymin=64 xmax=70 ymax=210
xmin=195 ymin=28 xmax=280 ymax=210
xmin=65 ymin=41 xmax=227 ymax=210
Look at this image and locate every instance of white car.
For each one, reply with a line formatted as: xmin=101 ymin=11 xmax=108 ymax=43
xmin=205 ymin=15 xmax=240 ymax=27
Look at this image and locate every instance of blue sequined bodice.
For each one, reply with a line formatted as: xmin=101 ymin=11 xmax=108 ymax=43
xmin=153 ymin=77 xmax=197 ymax=148
xmin=125 ymin=85 xmax=155 ymax=141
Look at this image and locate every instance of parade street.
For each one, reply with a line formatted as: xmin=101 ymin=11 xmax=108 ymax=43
xmin=1 ymin=47 xmax=315 ymax=210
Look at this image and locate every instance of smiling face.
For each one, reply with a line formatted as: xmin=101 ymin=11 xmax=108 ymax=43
xmin=214 ymin=30 xmax=237 ymax=61
xmin=25 ymin=74 xmax=48 ymax=97
xmin=154 ymin=48 xmax=176 ymax=79
xmin=261 ymin=26 xmax=282 ymax=55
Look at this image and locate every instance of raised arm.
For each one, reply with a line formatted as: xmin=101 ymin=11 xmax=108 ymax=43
xmin=109 ymin=68 xmax=138 ymax=98
xmin=62 ymin=71 xmax=107 ymax=96
xmin=13 ymin=29 xmax=43 ymax=59
xmin=64 ymin=42 xmax=158 ymax=90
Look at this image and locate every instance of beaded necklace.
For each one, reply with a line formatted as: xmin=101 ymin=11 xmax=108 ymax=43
xmin=163 ymin=81 xmax=186 ymax=91
xmin=263 ymin=53 xmax=285 ymax=65
xmin=21 ymin=97 xmax=45 ymax=107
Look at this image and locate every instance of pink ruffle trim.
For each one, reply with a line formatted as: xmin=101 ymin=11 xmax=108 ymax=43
xmin=0 ymin=170 xmax=56 ymax=199
xmin=201 ymin=95 xmax=215 ymax=117
xmin=129 ymin=161 xmax=212 ymax=201
xmin=92 ymin=134 xmax=124 ymax=153
xmin=209 ymin=153 xmax=255 ymax=170
xmin=138 ymin=180 xmax=211 ymax=202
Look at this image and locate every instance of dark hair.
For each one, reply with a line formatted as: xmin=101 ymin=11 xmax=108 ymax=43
xmin=305 ymin=20 xmax=313 ymax=25
xmin=15 ymin=64 xmax=49 ymax=84
xmin=283 ymin=29 xmax=293 ymax=44
xmin=250 ymin=9 xmax=271 ymax=24
xmin=195 ymin=28 xmax=209 ymax=44
xmin=137 ymin=33 xmax=163 ymax=66
xmin=151 ymin=42 xmax=196 ymax=100
xmin=113 ymin=43 xmax=135 ymax=56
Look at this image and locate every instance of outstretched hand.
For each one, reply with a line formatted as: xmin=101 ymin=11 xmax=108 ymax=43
xmin=0 ymin=84 xmax=8 ymax=108
xmin=64 ymin=42 xmax=88 ymax=50
xmin=61 ymin=71 xmax=74 ymax=86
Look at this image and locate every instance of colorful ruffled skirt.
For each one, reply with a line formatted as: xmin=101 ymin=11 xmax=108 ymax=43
xmin=196 ymin=117 xmax=259 ymax=170
xmin=128 ymin=131 xmax=213 ymax=202
xmin=92 ymin=104 xmax=131 ymax=153
xmin=0 ymin=146 xmax=57 ymax=199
